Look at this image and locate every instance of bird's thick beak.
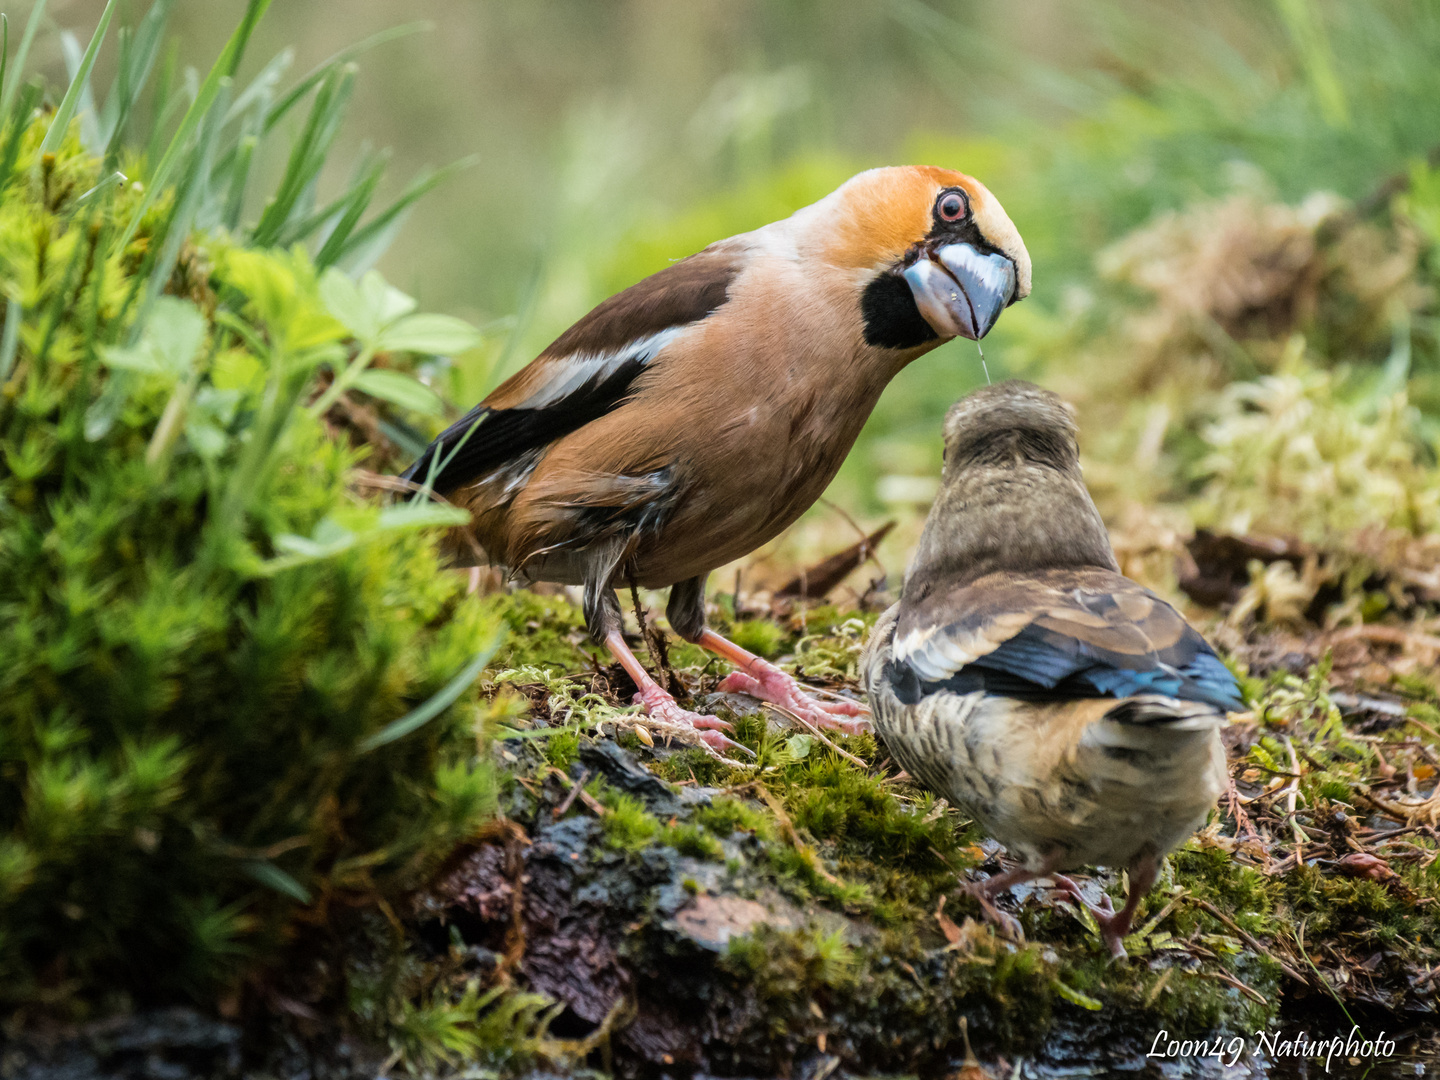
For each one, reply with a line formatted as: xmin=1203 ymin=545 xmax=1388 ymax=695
xmin=902 ymin=243 xmax=1017 ymax=341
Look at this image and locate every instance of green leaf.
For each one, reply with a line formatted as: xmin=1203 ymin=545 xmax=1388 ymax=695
xmin=243 ymin=860 xmax=311 ymax=903
xmin=318 ymin=266 xmax=377 ymax=343
xmin=210 ymin=349 xmax=265 ymax=395
xmin=360 ymin=268 xmax=416 ymax=326
xmin=147 ymin=297 xmax=207 ymax=374
xmin=378 ymin=313 xmax=482 ymax=356
xmin=785 ymin=734 xmax=813 ymax=761
xmin=359 ymin=633 xmax=502 ymax=753
xmin=272 ymin=517 xmax=355 ymax=560
xmin=352 ymin=368 xmax=444 ymax=415
xmin=98 ymin=297 xmax=206 ymax=378
xmin=1051 ymin=979 xmax=1104 ymax=1011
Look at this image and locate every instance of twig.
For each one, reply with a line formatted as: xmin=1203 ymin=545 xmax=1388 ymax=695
xmin=547 ymin=766 xmax=607 ymax=817
xmin=1407 ymin=715 xmax=1440 ymax=744
xmin=551 ymin=767 xmax=591 ymax=818
xmin=350 ymin=467 xmax=487 ymax=563
xmin=1354 ymin=782 xmax=1440 ymax=827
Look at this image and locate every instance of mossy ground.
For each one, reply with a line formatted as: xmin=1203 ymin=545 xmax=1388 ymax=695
xmin=389 ymin=583 xmax=1440 ymax=1077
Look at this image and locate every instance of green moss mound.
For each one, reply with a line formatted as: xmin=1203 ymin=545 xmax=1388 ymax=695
xmin=0 ymin=107 xmax=496 ymax=1009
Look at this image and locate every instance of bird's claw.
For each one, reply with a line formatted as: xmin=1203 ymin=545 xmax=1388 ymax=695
xmin=633 ymin=687 xmax=753 ymax=757
xmin=962 ymin=883 xmax=1025 ymax=944
xmin=1051 ymin=875 xmax=1128 ymax=958
xmin=716 ymin=664 xmax=871 ymax=734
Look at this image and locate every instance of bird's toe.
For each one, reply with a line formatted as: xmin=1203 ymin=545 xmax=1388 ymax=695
xmin=635 ymin=691 xmax=752 ymax=757
xmin=718 ymin=664 xmax=872 ymax=734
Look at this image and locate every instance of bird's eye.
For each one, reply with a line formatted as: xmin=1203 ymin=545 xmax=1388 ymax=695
xmin=937 ymin=190 xmax=967 ymax=222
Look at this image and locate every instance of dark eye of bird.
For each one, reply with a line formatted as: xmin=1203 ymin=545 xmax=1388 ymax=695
xmin=938 ymin=191 xmax=966 ymax=221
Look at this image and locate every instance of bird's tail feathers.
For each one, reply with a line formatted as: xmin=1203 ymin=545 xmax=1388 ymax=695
xmin=1104 ymin=695 xmax=1224 ymax=730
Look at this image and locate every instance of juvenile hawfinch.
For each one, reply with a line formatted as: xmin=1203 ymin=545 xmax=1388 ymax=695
xmin=403 ymin=167 xmax=1031 ymax=750
xmin=861 ymin=381 xmax=1240 ymax=957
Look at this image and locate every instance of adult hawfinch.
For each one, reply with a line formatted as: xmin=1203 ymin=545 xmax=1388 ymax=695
xmin=404 ymin=166 xmax=1032 ymax=751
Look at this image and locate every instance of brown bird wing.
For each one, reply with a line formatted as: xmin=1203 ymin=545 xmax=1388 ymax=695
xmin=400 ymin=245 xmax=743 ymax=492
xmin=892 ymin=567 xmax=1241 ymax=710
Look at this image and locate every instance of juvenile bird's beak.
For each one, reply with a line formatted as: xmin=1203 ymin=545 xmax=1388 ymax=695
xmin=903 ymin=243 xmax=1017 ymax=341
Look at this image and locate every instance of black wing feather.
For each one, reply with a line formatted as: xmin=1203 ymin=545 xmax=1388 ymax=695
xmin=399 ymin=358 xmax=644 ymax=488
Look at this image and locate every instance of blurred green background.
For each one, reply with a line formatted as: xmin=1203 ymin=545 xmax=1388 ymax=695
xmin=18 ymin=0 xmax=1440 ymax=563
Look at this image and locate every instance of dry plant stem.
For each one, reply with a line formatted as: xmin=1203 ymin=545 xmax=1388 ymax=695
xmin=1225 ymin=769 xmax=1258 ymax=839
xmin=1210 ymin=969 xmax=1269 ymax=1006
xmin=543 ymin=994 xmax=635 ymax=1069
xmin=545 ymin=767 xmax=610 ymax=816
xmin=551 ymin=767 xmax=594 ymax=818
xmin=1408 ymin=715 xmax=1440 ymax=744
xmin=1187 ymin=897 xmax=1309 ymax=985
xmin=1282 ymin=735 xmax=1306 ymax=855
xmin=350 ymin=467 xmax=488 ymax=563
xmin=755 ymin=784 xmax=843 ymax=887
xmin=1354 ymin=782 xmax=1440 ymax=827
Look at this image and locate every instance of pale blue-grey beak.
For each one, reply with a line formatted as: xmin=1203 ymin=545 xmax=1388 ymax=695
xmin=902 ymin=243 xmax=1017 ymax=341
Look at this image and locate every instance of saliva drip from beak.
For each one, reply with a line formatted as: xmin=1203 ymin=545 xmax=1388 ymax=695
xmin=977 ymin=341 xmax=991 ymax=385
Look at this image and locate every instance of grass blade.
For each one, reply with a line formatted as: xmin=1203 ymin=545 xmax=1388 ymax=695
xmin=251 ymin=63 xmax=355 ymax=247
xmin=332 ymin=154 xmax=479 ymax=272
xmin=224 ymin=45 xmax=292 ymax=125
xmin=0 ymin=0 xmax=45 ymax=115
xmin=58 ymin=30 xmax=102 ymax=152
xmin=144 ymin=37 xmax=179 ymax=167
xmin=87 ymin=78 xmax=231 ymax=440
xmin=260 ymin=21 xmax=428 ymax=138
xmin=39 ymin=0 xmax=117 ymax=158
xmin=121 ymin=0 xmax=272 ymax=248
xmin=311 ymin=147 xmax=388 ymax=266
xmin=101 ymin=0 xmax=177 ymax=159
xmin=0 ymin=299 xmax=21 ymax=382
xmin=358 ymin=633 xmax=501 ymax=753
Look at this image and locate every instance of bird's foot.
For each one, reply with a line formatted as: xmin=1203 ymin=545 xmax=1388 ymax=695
xmin=961 ymin=880 xmax=1025 ymax=944
xmin=716 ymin=660 xmax=870 ymax=734
xmin=1051 ymin=875 xmax=1130 ymax=958
xmin=632 ymin=682 xmax=751 ymax=757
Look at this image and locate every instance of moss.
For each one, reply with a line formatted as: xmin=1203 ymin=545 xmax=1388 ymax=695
xmin=727 ymin=619 xmax=786 ymax=659
xmin=593 ymin=784 xmax=662 ymax=852
xmin=1172 ymin=847 xmax=1277 ymax=937
xmin=694 ymin=796 xmax=775 ymax=841
xmin=544 ymin=729 xmax=580 ymax=770
xmin=483 ymin=591 xmax=591 ymax=671
xmin=719 ymin=925 xmax=858 ymax=1034
xmin=0 ymin=111 xmax=500 ymax=1009
xmin=663 ymin=823 xmax=724 ymax=861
